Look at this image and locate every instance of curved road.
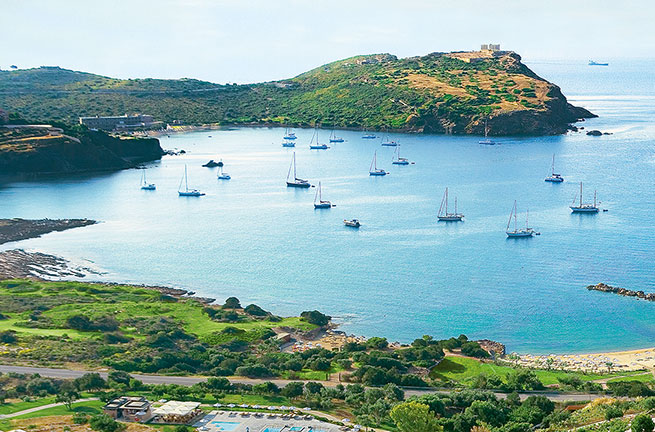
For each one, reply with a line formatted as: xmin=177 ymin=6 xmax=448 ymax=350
xmin=0 ymin=364 xmax=603 ymax=402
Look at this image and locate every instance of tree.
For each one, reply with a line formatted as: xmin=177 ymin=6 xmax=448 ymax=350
xmin=390 ymin=401 xmax=442 ymax=432
xmin=367 ymin=337 xmax=389 ymax=350
xmin=107 ymin=371 xmax=131 ymax=386
xmin=305 ymin=381 xmax=324 ymax=395
xmin=204 ymin=377 xmax=232 ymax=392
xmin=74 ymin=373 xmax=106 ymax=391
xmin=281 ymin=381 xmax=304 ymax=398
xmin=224 ymin=297 xmax=241 ymax=309
xmin=55 ymin=382 xmax=80 ymax=410
xmin=632 ymin=414 xmax=654 ymax=432
xmin=89 ymin=413 xmax=126 ymax=432
xmin=300 ymin=310 xmax=331 ymax=326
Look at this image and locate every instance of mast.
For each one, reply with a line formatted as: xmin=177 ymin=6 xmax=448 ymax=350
xmin=454 ymin=197 xmax=458 ymax=215
xmin=594 ymin=190 xmax=597 ymax=207
xmin=438 ymin=188 xmax=447 ymax=217
xmin=513 ymin=201 xmax=518 ymax=231
xmin=580 ymin=182 xmax=583 ymax=207
xmin=445 ymin=188 xmax=449 ymax=214
xmin=287 ymin=154 xmax=293 ymax=181
xmin=293 ymin=152 xmax=297 ymax=179
xmin=314 ymin=182 xmax=320 ymax=204
xmin=551 ymin=154 xmax=555 ymax=175
xmin=507 ymin=201 xmax=515 ymax=231
xmin=526 ymin=208 xmax=529 ymax=229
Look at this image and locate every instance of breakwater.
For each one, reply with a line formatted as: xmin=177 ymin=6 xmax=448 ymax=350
xmin=587 ymin=283 xmax=655 ymax=301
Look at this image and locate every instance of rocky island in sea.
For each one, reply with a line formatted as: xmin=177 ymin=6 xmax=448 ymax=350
xmin=0 ymin=49 xmax=593 ymax=136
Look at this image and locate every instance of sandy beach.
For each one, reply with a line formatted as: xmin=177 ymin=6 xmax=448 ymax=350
xmin=514 ymin=347 xmax=655 ymax=373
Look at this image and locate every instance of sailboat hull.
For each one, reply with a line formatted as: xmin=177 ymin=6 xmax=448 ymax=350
xmin=570 ymin=206 xmax=599 ymax=213
xmin=506 ymin=230 xmax=534 ymax=238
xmin=282 ymin=143 xmax=295 ymax=147
xmin=179 ymin=191 xmax=205 ymax=197
xmin=438 ymin=215 xmax=464 ymax=222
xmin=309 ymin=145 xmax=328 ymax=149
xmin=141 ymin=185 xmax=156 ymax=190
xmin=369 ymin=170 xmax=387 ymax=176
xmin=314 ymin=202 xmax=332 ymax=209
xmin=381 ymin=142 xmax=398 ymax=147
xmin=329 ymin=138 xmax=344 ymax=143
xmin=392 ymin=160 xmax=409 ymax=165
xmin=545 ymin=177 xmax=564 ymax=183
xmin=287 ymin=181 xmax=311 ymax=188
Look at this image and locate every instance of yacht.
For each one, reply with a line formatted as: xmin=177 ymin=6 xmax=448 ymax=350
xmin=140 ymin=170 xmax=156 ymax=190
xmin=344 ymin=219 xmax=361 ymax=228
xmin=381 ymin=130 xmax=398 ymax=147
xmin=369 ymin=151 xmax=387 ymax=176
xmin=282 ymin=141 xmax=295 ymax=147
xmin=178 ymin=165 xmax=205 ymax=196
xmin=329 ymin=130 xmax=344 ymax=143
xmin=217 ymin=164 xmax=231 ymax=180
xmin=479 ymin=119 xmax=496 ymax=145
xmin=309 ymin=127 xmax=328 ymax=150
xmin=313 ymin=182 xmax=333 ymax=209
xmin=437 ymin=188 xmax=464 ymax=221
xmin=544 ymin=154 xmax=564 ymax=182
xmin=391 ymin=145 xmax=409 ymax=165
xmin=588 ymin=60 xmax=609 ymax=66
xmin=362 ymin=129 xmax=377 ymax=139
xmin=506 ymin=201 xmax=535 ymax=237
xmin=283 ymin=128 xmax=297 ymax=140
xmin=570 ymin=182 xmax=599 ymax=213
xmin=286 ymin=152 xmax=311 ymax=188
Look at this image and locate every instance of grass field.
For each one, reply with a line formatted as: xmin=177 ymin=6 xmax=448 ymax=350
xmin=431 ymin=356 xmax=646 ymax=386
xmin=0 ymin=396 xmax=57 ymax=415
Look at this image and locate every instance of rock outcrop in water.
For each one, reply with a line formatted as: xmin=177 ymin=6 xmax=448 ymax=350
xmin=587 ymin=283 xmax=655 ymax=301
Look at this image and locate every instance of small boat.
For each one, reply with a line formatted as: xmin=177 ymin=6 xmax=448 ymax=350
xmin=329 ymin=130 xmax=344 ymax=143
xmin=283 ymin=128 xmax=297 ymax=140
xmin=140 ymin=170 xmax=156 ymax=190
xmin=381 ymin=130 xmax=398 ymax=147
xmin=392 ymin=145 xmax=409 ymax=165
xmin=282 ymin=141 xmax=295 ymax=147
xmin=344 ymin=219 xmax=361 ymax=228
xmin=544 ymin=154 xmax=564 ymax=183
xmin=286 ymin=152 xmax=311 ymax=188
xmin=506 ymin=201 xmax=535 ymax=237
xmin=178 ymin=165 xmax=205 ymax=196
xmin=588 ymin=60 xmax=609 ymax=66
xmin=313 ymin=182 xmax=333 ymax=209
xmin=217 ymin=164 xmax=231 ymax=180
xmin=479 ymin=119 xmax=496 ymax=145
xmin=362 ymin=129 xmax=377 ymax=139
xmin=437 ymin=188 xmax=463 ymax=221
xmin=369 ymin=151 xmax=387 ymax=176
xmin=570 ymin=182 xmax=599 ymax=213
xmin=309 ymin=127 xmax=328 ymax=150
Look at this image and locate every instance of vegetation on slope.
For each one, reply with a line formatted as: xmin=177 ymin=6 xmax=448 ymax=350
xmin=0 ymin=50 xmax=594 ymax=136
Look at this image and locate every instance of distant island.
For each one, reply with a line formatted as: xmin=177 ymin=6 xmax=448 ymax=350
xmin=0 ymin=49 xmax=594 ymax=136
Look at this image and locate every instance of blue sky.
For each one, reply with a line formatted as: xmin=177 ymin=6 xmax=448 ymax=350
xmin=1 ymin=0 xmax=653 ymax=83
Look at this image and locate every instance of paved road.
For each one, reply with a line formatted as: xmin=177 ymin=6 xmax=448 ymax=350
xmin=0 ymin=397 xmax=98 ymax=419
xmin=0 ymin=365 xmax=604 ymax=402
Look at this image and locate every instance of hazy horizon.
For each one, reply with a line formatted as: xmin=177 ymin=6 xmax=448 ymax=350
xmin=2 ymin=0 xmax=655 ymax=84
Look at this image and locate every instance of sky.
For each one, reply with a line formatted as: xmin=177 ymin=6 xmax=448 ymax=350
xmin=1 ymin=0 xmax=654 ymax=84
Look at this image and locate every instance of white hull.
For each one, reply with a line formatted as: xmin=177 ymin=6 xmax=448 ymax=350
xmin=506 ymin=230 xmax=534 ymax=238
xmin=309 ymin=145 xmax=328 ymax=150
xmin=179 ymin=191 xmax=205 ymax=197
xmin=369 ymin=170 xmax=387 ymax=176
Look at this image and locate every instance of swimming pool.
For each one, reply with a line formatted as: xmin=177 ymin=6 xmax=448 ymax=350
xmin=261 ymin=428 xmax=282 ymax=432
xmin=210 ymin=421 xmax=240 ymax=431
xmin=290 ymin=428 xmax=304 ymax=431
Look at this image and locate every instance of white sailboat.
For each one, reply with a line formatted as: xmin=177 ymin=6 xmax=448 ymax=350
xmin=362 ymin=128 xmax=377 ymax=139
xmin=286 ymin=152 xmax=311 ymax=188
xmin=506 ymin=201 xmax=535 ymax=237
xmin=437 ymin=188 xmax=464 ymax=221
xmin=392 ymin=145 xmax=409 ymax=165
xmin=313 ymin=182 xmax=333 ymax=209
xmin=545 ymin=154 xmax=564 ymax=182
xmin=140 ymin=170 xmax=156 ymax=190
xmin=329 ymin=130 xmax=344 ymax=143
xmin=369 ymin=151 xmax=387 ymax=176
xmin=309 ymin=127 xmax=328 ymax=149
xmin=381 ymin=129 xmax=398 ymax=147
xmin=217 ymin=162 xmax=231 ymax=180
xmin=570 ymin=182 xmax=599 ymax=213
xmin=178 ymin=165 xmax=205 ymax=196
xmin=283 ymin=128 xmax=297 ymax=140
xmin=479 ymin=119 xmax=496 ymax=145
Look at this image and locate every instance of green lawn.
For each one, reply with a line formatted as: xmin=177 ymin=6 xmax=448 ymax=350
xmin=0 ymin=396 xmax=57 ymax=415
xmin=606 ymin=372 xmax=655 ymax=383
xmin=9 ymin=400 xmax=104 ymax=419
xmin=431 ymin=356 xmax=645 ymax=386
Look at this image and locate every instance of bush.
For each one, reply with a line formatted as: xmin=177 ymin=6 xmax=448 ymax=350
xmin=224 ymin=297 xmax=241 ymax=309
xmin=73 ymin=412 xmax=89 ymax=424
xmin=632 ymin=414 xmax=654 ymax=432
xmin=605 ymin=405 xmax=623 ymax=420
xmin=300 ymin=310 xmax=331 ymax=326
xmin=89 ymin=413 xmax=126 ymax=432
xmin=244 ymin=304 xmax=267 ymax=316
xmin=0 ymin=330 xmax=17 ymax=344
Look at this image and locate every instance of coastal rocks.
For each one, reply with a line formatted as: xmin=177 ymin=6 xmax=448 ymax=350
xmin=476 ymin=339 xmax=506 ymax=356
xmin=0 ymin=218 xmax=96 ymax=245
xmin=587 ymin=283 xmax=655 ymax=301
xmin=0 ymin=249 xmax=101 ymax=279
xmin=202 ymin=159 xmax=219 ymax=167
xmin=587 ymin=130 xmax=603 ymax=136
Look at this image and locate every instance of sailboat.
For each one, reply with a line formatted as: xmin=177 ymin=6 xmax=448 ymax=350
xmin=286 ymin=152 xmax=311 ymax=188
xmin=437 ymin=188 xmax=464 ymax=221
xmin=570 ymin=182 xmax=599 ymax=213
xmin=381 ymin=129 xmax=398 ymax=147
xmin=369 ymin=151 xmax=387 ymax=176
xmin=283 ymin=128 xmax=297 ymax=140
xmin=140 ymin=170 xmax=156 ymax=190
xmin=362 ymin=128 xmax=377 ymax=139
xmin=506 ymin=201 xmax=535 ymax=237
xmin=313 ymin=182 xmax=333 ymax=209
xmin=309 ymin=127 xmax=328 ymax=150
xmin=178 ymin=165 xmax=205 ymax=196
xmin=329 ymin=130 xmax=344 ymax=143
xmin=217 ymin=162 xmax=231 ymax=180
xmin=544 ymin=154 xmax=564 ymax=182
xmin=282 ymin=140 xmax=295 ymax=148
xmin=392 ymin=145 xmax=409 ymax=165
xmin=479 ymin=119 xmax=496 ymax=145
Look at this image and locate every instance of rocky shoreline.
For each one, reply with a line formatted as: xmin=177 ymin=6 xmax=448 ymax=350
xmin=0 ymin=218 xmax=96 ymax=245
xmin=587 ymin=283 xmax=655 ymax=301
xmin=0 ymin=249 xmax=100 ymax=279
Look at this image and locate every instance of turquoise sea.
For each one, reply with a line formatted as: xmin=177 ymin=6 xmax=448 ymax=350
xmin=1 ymin=59 xmax=654 ymax=354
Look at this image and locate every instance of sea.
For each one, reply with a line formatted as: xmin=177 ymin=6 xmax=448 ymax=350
xmin=1 ymin=58 xmax=654 ymax=354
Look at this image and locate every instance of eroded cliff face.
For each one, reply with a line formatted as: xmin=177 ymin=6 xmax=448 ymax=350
xmin=0 ymin=127 xmax=164 ymax=176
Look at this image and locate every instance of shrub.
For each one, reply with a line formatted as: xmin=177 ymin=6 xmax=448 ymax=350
xmin=244 ymin=304 xmax=267 ymax=316
xmin=632 ymin=414 xmax=654 ymax=432
xmin=224 ymin=297 xmax=241 ymax=309
xmin=300 ymin=310 xmax=331 ymax=326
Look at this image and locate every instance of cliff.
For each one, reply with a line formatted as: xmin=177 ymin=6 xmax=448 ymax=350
xmin=0 ymin=51 xmax=594 ymax=136
xmin=0 ymin=124 xmax=164 ymax=176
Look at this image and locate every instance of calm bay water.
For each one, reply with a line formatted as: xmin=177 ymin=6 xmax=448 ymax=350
xmin=2 ymin=59 xmax=654 ymax=354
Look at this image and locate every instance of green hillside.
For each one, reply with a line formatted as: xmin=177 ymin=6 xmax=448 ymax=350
xmin=0 ymin=51 xmax=594 ymax=135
